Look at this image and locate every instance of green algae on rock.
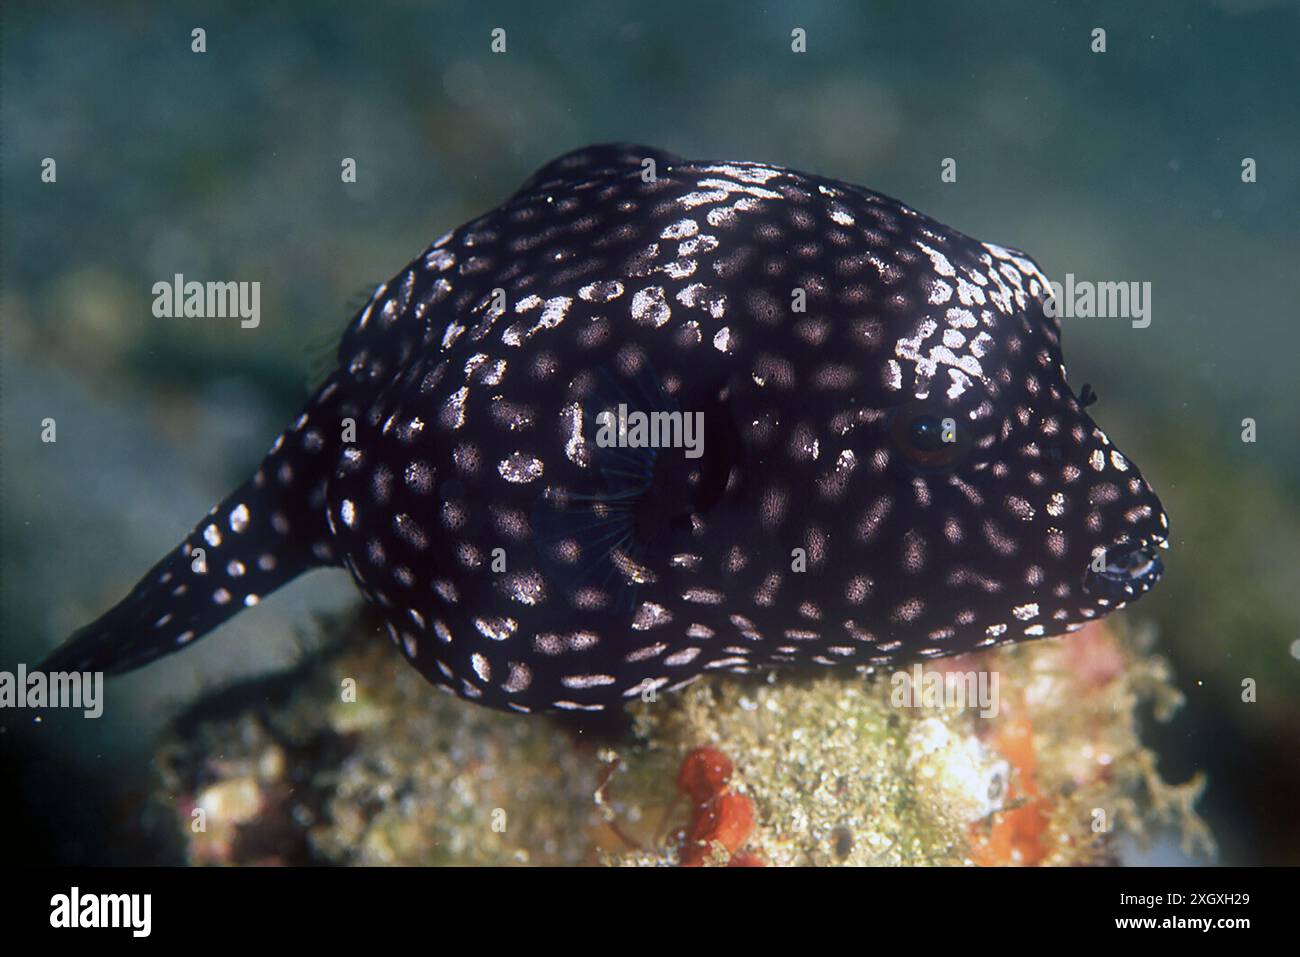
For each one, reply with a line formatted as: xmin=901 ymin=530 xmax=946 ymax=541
xmin=600 ymin=620 xmax=1212 ymax=866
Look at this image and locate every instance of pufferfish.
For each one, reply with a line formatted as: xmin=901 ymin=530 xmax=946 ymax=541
xmin=42 ymin=143 xmax=1169 ymax=713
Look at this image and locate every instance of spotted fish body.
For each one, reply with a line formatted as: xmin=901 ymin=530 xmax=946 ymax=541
xmin=44 ymin=144 xmax=1168 ymax=713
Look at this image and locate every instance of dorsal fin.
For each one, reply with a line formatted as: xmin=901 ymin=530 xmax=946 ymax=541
xmin=509 ymin=143 xmax=684 ymax=199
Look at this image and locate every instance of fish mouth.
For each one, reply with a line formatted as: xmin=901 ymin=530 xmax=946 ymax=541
xmin=1082 ymin=539 xmax=1165 ymax=603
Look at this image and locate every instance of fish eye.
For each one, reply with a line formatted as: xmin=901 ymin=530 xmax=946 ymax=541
xmin=889 ymin=404 xmax=967 ymax=470
xmin=906 ymin=416 xmax=947 ymax=452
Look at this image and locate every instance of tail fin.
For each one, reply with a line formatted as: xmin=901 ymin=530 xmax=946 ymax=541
xmin=39 ymin=376 xmax=348 ymax=674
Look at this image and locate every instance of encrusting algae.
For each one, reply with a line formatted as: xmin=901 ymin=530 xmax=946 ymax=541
xmin=150 ymin=611 xmax=1211 ymax=866
xmin=603 ymin=619 xmax=1212 ymax=866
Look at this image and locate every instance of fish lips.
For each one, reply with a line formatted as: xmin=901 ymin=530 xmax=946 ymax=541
xmin=1082 ymin=539 xmax=1165 ymax=603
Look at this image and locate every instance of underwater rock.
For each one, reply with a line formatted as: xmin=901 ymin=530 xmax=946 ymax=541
xmin=599 ymin=620 xmax=1212 ymax=866
xmin=149 ymin=612 xmax=1210 ymax=866
xmin=153 ymin=614 xmax=607 ymax=865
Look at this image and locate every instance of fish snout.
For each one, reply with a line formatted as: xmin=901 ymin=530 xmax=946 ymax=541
xmin=1082 ymin=539 xmax=1165 ymax=603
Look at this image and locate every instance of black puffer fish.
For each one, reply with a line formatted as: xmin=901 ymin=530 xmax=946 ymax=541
xmin=44 ymin=144 xmax=1168 ymax=713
